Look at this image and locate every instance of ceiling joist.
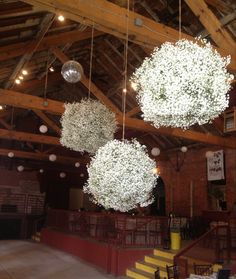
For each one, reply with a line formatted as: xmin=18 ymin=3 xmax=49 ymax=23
xmin=0 ymin=89 xmax=236 ymax=149
xmin=0 ymin=148 xmax=88 ymax=165
xmin=21 ymin=0 xmax=236 ymax=71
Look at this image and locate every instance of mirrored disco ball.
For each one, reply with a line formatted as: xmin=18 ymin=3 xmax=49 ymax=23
xmin=61 ymin=60 xmax=83 ymax=83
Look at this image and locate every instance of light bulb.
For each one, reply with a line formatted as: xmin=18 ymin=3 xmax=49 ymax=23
xmin=22 ymin=70 xmax=28 ymax=75
xmin=58 ymin=15 xmax=65 ymax=22
xmin=19 ymin=75 xmax=24 ymax=80
xmin=15 ymin=79 xmax=21 ymax=84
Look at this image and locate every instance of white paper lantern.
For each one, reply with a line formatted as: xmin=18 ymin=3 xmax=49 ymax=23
xmin=80 ymin=173 xmax=84 ymax=178
xmin=75 ymin=162 xmax=80 ymax=168
xmin=181 ymin=146 xmax=188 ymax=153
xmin=61 ymin=60 xmax=83 ymax=83
xmin=39 ymin=125 xmax=48 ymax=134
xmin=49 ymin=154 xmax=57 ymax=162
xmin=205 ymin=151 xmax=214 ymax=159
xmin=8 ymin=152 xmax=14 ymax=158
xmin=17 ymin=165 xmax=24 ymax=172
xmin=60 ymin=172 xmax=66 ymax=178
xmin=151 ymin=147 xmax=160 ymax=157
xmin=39 ymin=169 xmax=44 ymax=173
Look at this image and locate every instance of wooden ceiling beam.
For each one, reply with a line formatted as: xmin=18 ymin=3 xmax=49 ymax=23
xmin=22 ymin=0 xmax=236 ymax=71
xmin=0 ymin=128 xmax=60 ymax=146
xmin=185 ymin=0 xmax=236 ymax=51
xmin=1 ymin=89 xmax=236 ymax=148
xmin=116 ymin=116 xmax=236 ymax=149
xmin=0 ymin=29 xmax=103 ymax=62
xmin=5 ymin=13 xmax=55 ymax=89
xmin=0 ymin=148 xmax=88 ymax=165
xmin=0 ymin=88 xmax=64 ymax=115
xmin=33 ymin=109 xmax=61 ymax=135
xmin=52 ymin=47 xmax=122 ymax=115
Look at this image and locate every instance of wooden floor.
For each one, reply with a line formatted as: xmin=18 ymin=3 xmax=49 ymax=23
xmin=0 ymin=240 xmax=126 ymax=279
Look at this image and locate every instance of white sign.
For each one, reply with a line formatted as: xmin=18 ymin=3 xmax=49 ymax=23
xmin=207 ymin=150 xmax=225 ymax=181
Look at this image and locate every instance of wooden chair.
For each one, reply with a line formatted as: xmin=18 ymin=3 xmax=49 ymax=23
xmin=166 ymin=264 xmax=179 ymax=279
xmin=193 ymin=263 xmax=213 ymax=276
xmin=154 ymin=267 xmax=161 ymax=279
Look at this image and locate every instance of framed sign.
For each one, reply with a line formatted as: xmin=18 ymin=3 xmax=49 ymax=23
xmin=207 ymin=150 xmax=225 ymax=181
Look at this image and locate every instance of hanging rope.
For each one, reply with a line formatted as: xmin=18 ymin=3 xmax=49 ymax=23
xmin=88 ymin=22 xmax=95 ymax=99
xmin=44 ymin=52 xmax=49 ymax=101
xmin=179 ymin=0 xmax=182 ymax=40
xmin=122 ymin=0 xmax=129 ymax=141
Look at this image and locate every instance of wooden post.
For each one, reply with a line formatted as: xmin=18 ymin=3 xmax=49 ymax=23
xmin=190 ymin=181 xmax=193 ymax=218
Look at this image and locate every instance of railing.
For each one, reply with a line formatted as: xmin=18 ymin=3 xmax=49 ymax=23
xmin=46 ymin=209 xmax=169 ymax=248
xmin=174 ymin=224 xmax=231 ymax=279
xmin=0 ymin=192 xmax=45 ymax=215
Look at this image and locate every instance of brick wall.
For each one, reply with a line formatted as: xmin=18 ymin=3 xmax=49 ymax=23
xmin=158 ymin=147 xmax=236 ymax=217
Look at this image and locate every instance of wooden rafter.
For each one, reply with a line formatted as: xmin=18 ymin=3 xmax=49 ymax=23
xmin=0 ymin=148 xmax=88 ymax=165
xmin=0 ymin=89 xmax=64 ymax=115
xmin=116 ymin=116 xmax=236 ymax=149
xmin=0 ymin=128 xmax=60 ymax=146
xmin=0 ymin=89 xmax=236 ymax=149
xmin=5 ymin=13 xmax=55 ymax=89
xmin=33 ymin=109 xmax=60 ymax=135
xmin=185 ymin=0 xmax=236 ymax=52
xmin=51 ymin=47 xmax=122 ymax=115
xmin=22 ymin=0 xmax=236 ymax=71
xmin=0 ymin=29 xmax=103 ymax=62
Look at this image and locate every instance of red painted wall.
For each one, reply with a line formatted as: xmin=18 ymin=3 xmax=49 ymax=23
xmin=41 ymin=228 xmax=152 ymax=276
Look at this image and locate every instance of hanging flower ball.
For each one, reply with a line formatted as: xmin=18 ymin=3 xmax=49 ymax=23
xmin=17 ymin=165 xmax=24 ymax=172
xmin=60 ymin=172 xmax=66 ymax=178
xmin=75 ymin=162 xmax=80 ymax=168
xmin=49 ymin=154 xmax=57 ymax=162
xmin=61 ymin=60 xmax=83 ymax=83
xmin=151 ymin=147 xmax=160 ymax=156
xmin=131 ymin=38 xmax=234 ymax=129
xmin=39 ymin=125 xmax=48 ymax=134
xmin=84 ymin=139 xmax=157 ymax=212
xmin=181 ymin=146 xmax=188 ymax=153
xmin=8 ymin=152 xmax=14 ymax=158
xmin=60 ymin=99 xmax=117 ymax=154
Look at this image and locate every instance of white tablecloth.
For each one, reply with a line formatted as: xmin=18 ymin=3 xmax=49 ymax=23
xmin=187 ymin=273 xmax=217 ymax=279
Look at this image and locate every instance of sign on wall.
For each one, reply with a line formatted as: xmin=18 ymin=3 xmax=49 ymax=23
xmin=207 ymin=150 xmax=225 ymax=181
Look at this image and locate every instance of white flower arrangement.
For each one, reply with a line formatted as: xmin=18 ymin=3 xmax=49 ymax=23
xmin=60 ymin=99 xmax=117 ymax=154
xmin=131 ymin=38 xmax=234 ymax=129
xmin=84 ymin=139 xmax=157 ymax=212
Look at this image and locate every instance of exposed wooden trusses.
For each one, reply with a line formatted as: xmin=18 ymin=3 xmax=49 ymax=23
xmin=0 ymin=148 xmax=88 ymax=165
xmin=0 ymin=128 xmax=60 ymax=146
xmin=22 ymin=0 xmax=236 ymax=71
xmin=0 ymin=29 xmax=103 ymax=62
xmin=5 ymin=13 xmax=55 ymax=89
xmin=0 ymin=89 xmax=236 ymax=149
xmin=185 ymin=0 xmax=236 ymax=51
